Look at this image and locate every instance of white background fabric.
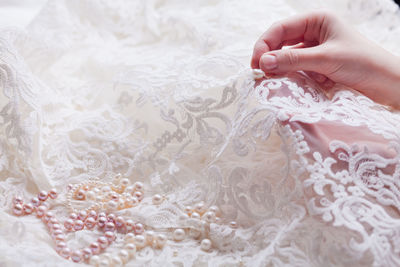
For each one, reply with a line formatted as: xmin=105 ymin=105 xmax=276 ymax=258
xmin=1 ymin=0 xmax=400 ymax=266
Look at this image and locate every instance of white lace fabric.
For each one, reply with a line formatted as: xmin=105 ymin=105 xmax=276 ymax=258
xmin=1 ymin=0 xmax=400 ymax=266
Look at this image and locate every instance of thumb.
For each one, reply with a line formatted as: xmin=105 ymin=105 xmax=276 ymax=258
xmin=259 ymin=47 xmax=325 ymax=74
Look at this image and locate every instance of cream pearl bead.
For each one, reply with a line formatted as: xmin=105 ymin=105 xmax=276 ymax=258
xmin=145 ymin=230 xmax=155 ymax=244
xmin=124 ymin=243 xmax=137 ymax=256
xmin=173 ymin=228 xmax=185 ymax=241
xmin=101 ymin=186 xmax=111 ymax=193
xmin=134 ymin=191 xmax=144 ymax=201
xmin=134 ymin=235 xmax=146 ymax=248
xmin=188 ymin=227 xmax=201 ymax=239
xmin=89 ymin=255 xmax=100 ymax=265
xmin=156 ymin=234 xmax=167 ymax=248
xmin=184 ymin=206 xmax=193 ymax=215
xmin=134 ymin=182 xmax=144 ymax=191
xmin=124 ymin=232 xmax=135 ymax=243
xmin=111 ymin=256 xmax=123 ymax=266
xmin=152 ymin=194 xmax=163 ymax=205
xmin=118 ymin=249 xmax=130 ymax=263
xmin=200 ymin=239 xmax=212 ymax=251
xmin=98 ymin=259 xmax=110 ymax=267
xmin=125 ymin=186 xmax=135 ymax=194
xmin=86 ymin=190 xmax=95 ymax=200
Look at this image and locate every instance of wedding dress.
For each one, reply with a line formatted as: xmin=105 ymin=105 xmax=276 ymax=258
xmin=1 ymin=0 xmax=400 ymax=266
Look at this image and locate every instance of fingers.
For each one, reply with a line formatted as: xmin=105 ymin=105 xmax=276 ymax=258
xmin=251 ymin=11 xmax=331 ymax=69
xmin=259 ymin=46 xmax=326 ymax=74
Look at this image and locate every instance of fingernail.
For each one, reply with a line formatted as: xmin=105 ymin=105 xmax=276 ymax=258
xmin=260 ymin=54 xmax=277 ymax=70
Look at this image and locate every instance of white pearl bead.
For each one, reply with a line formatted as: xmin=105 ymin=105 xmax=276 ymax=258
xmin=152 ymin=194 xmax=163 ymax=205
xmin=125 ymin=186 xmax=135 ymax=194
xmin=120 ymin=178 xmax=130 ymax=187
xmin=134 ymin=182 xmax=144 ymax=191
xmin=203 ymin=211 xmax=216 ymax=223
xmin=191 ymin=212 xmax=200 ymax=219
xmin=229 ymin=221 xmax=238 ymax=229
xmin=200 ymin=239 xmax=212 ymax=251
xmin=118 ymin=249 xmax=130 ymax=263
xmin=173 ymin=229 xmax=185 ymax=241
xmin=208 ymin=205 xmax=220 ymax=216
xmin=195 ymin=201 xmax=206 ymax=214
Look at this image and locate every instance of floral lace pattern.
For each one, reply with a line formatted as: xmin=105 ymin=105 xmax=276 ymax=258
xmin=1 ymin=0 xmax=400 ymax=266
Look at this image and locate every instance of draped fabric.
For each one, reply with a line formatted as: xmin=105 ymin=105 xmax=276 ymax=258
xmin=1 ymin=0 xmax=400 ymax=266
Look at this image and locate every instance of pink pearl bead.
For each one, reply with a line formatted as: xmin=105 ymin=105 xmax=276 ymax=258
xmin=115 ymin=216 xmax=125 ymax=228
xmin=90 ymin=242 xmax=101 ymax=255
xmin=105 ymin=222 xmax=115 ymax=232
xmin=52 ymin=229 xmax=63 ymax=238
xmin=31 ymin=197 xmax=40 ymax=207
xmin=107 ymin=214 xmax=116 ymax=222
xmin=134 ymin=223 xmax=144 ymax=234
xmin=55 ymin=234 xmax=66 ymax=242
xmin=60 ymin=247 xmax=71 ymax=259
xmin=98 ymin=217 xmax=107 ymax=228
xmin=78 ymin=211 xmax=87 ymax=221
xmin=82 ymin=248 xmax=92 ymax=260
xmin=125 ymin=219 xmax=135 ymax=232
xmin=43 ymin=211 xmax=54 ymax=222
xmin=88 ymin=210 xmax=97 ymax=219
xmin=13 ymin=204 xmax=23 ymax=216
xmin=49 ymin=188 xmax=58 ymax=199
xmin=85 ymin=217 xmax=96 ymax=229
xmin=23 ymin=203 xmax=34 ymax=214
xmin=64 ymin=219 xmax=74 ymax=231
xmin=36 ymin=205 xmax=47 ymax=217
xmin=55 ymin=241 xmax=67 ymax=252
xmin=38 ymin=191 xmax=48 ymax=201
xmin=105 ymin=231 xmax=116 ymax=242
xmin=134 ymin=191 xmax=144 ymax=201
xmin=71 ymin=250 xmax=82 ymax=263
xmin=13 ymin=196 xmax=23 ymax=205
xmin=98 ymin=236 xmax=109 ymax=249
xmin=69 ymin=213 xmax=78 ymax=220
xmin=52 ymin=223 xmax=62 ymax=231
xmin=74 ymin=220 xmax=84 ymax=231
xmin=98 ymin=212 xmax=106 ymax=218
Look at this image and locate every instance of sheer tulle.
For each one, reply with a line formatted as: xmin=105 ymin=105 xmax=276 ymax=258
xmin=1 ymin=0 xmax=400 ymax=266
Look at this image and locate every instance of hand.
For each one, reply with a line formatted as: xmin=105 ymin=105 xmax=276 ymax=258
xmin=251 ymin=11 xmax=400 ymax=109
